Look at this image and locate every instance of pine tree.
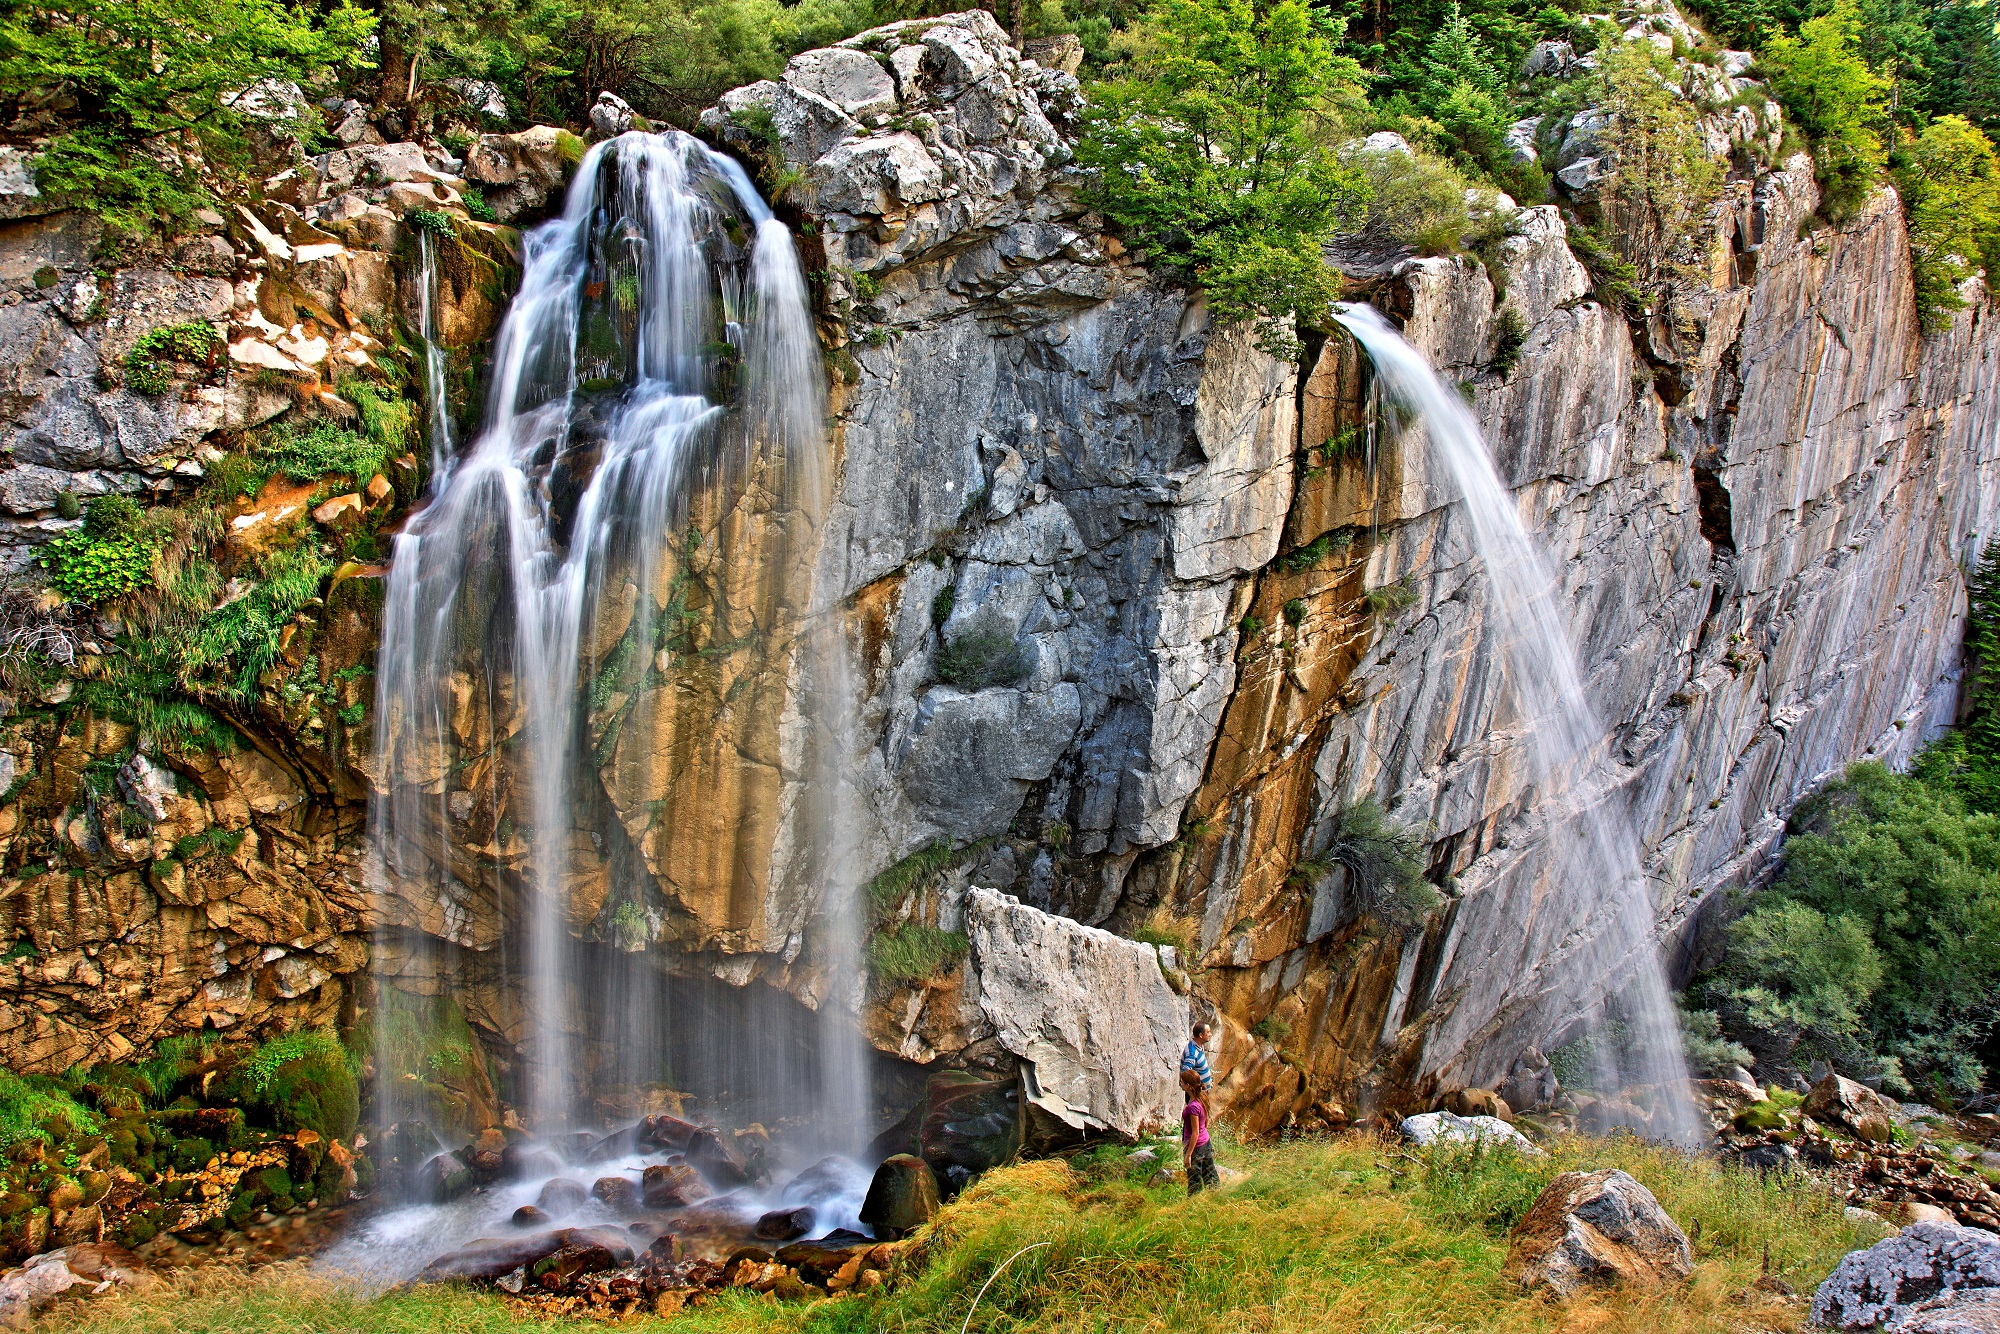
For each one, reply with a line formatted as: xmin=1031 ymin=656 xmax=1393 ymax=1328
xmin=1417 ymin=1 xmax=1500 ymax=103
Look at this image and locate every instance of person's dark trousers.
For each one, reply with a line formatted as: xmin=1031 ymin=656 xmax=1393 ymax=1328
xmin=1187 ymin=1143 xmax=1219 ymax=1196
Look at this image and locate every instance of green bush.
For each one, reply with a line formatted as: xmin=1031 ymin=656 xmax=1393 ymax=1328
xmin=37 ymin=497 xmax=161 ymax=604
xmin=260 ymin=419 xmax=389 ymax=484
xmin=1696 ymin=760 xmax=2000 ymax=1094
xmin=231 ymin=1029 xmax=359 ymax=1142
xmin=123 ymin=321 xmax=222 ymax=395
xmin=0 ymin=1070 xmax=98 ymax=1147
xmin=1760 ymin=0 xmax=1889 ymax=222
xmin=1896 ymin=115 xmax=2000 ymax=330
xmin=405 ymin=207 xmax=456 ymax=237
xmin=1310 ymin=798 xmax=1437 ymax=933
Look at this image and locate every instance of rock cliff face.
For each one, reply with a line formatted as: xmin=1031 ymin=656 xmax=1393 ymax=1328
xmin=0 ymin=7 xmax=1994 ymax=1138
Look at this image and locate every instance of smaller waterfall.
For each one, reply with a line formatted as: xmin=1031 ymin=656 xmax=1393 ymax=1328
xmin=1333 ymin=304 xmax=1698 ymax=1143
xmin=414 ymin=230 xmax=455 ymax=469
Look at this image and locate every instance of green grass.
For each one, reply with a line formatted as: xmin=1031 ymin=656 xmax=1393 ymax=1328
xmin=44 ymin=1131 xmax=1866 ymax=1334
xmin=866 ymin=923 xmax=970 ymax=984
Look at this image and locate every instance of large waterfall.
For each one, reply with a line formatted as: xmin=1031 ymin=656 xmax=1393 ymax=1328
xmin=1334 ymin=305 xmax=1698 ymax=1143
xmin=365 ymin=130 xmax=862 ymax=1188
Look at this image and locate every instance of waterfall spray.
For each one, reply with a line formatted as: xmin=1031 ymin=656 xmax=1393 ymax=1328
xmin=367 ymin=132 xmax=861 ymax=1148
xmin=1333 ymin=304 xmax=1698 ymax=1143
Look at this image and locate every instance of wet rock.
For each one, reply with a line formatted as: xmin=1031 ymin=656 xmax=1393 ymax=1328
xmin=532 ymin=1243 xmax=618 ymax=1289
xmin=641 ymin=1163 xmax=709 ymax=1210
xmin=779 ymin=1156 xmax=867 ymax=1211
xmin=1399 ymin=1112 xmax=1541 ymax=1155
xmin=415 ymin=1150 xmax=473 ymax=1202
xmin=512 ymin=1206 xmax=551 ymax=1227
xmin=686 ymin=1126 xmax=750 ymax=1186
xmin=776 ymin=1229 xmax=875 ymax=1281
xmin=1496 ymin=1048 xmax=1558 ymax=1113
xmin=592 ymin=1176 xmax=640 ymax=1214
xmin=859 ymin=1154 xmax=939 ymax=1239
xmin=589 ymin=91 xmax=636 ymax=138
xmin=638 ymin=1114 xmax=702 ymax=1152
xmin=919 ymin=1071 xmax=1023 ymax=1193
xmin=1812 ymin=1223 xmax=2000 ymax=1330
xmin=419 ymin=1233 xmax=568 ymax=1283
xmin=1731 ymin=1143 xmax=1797 ymax=1174
xmin=754 ymin=1206 xmax=815 ymax=1242
xmin=501 ymin=1143 xmax=563 ymax=1180
xmin=1505 ymin=1169 xmax=1693 ymax=1297
xmin=536 ymin=1178 xmax=589 ymax=1215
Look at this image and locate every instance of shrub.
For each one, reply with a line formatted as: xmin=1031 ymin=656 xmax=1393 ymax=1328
xmin=1489 ymin=306 xmax=1526 ymax=377
xmin=38 ymin=498 xmax=160 ymax=604
xmin=405 ymin=207 xmax=456 ymax=237
xmin=1363 ymin=577 xmax=1419 ymax=615
xmin=260 ymin=419 xmax=388 ymax=484
xmin=1696 ymin=760 xmax=2000 ymax=1093
xmin=123 ymin=321 xmax=222 ymax=395
xmin=1342 ymin=146 xmax=1472 ymax=255
xmin=936 ymin=629 xmax=1029 ymax=689
xmin=460 ymin=187 xmax=497 ymax=223
xmin=1593 ymin=42 xmax=1723 ymax=284
xmin=1679 ymin=1002 xmax=1755 ymax=1076
xmin=0 ymin=1070 xmax=98 ymax=1146
xmin=230 ymin=1029 xmax=358 ymax=1142
xmin=1310 ymin=798 xmax=1437 ymax=933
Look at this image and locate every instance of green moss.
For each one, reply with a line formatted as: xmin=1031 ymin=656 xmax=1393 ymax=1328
xmin=229 ymin=1029 xmax=358 ymax=1143
xmin=0 ymin=1070 xmax=98 ymax=1147
xmin=555 ymin=130 xmax=586 ymax=164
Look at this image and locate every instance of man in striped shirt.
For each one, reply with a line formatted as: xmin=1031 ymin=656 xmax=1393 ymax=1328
xmin=1181 ymin=1021 xmax=1213 ymax=1089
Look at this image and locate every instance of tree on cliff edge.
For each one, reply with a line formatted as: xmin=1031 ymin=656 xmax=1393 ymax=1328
xmin=1074 ymin=0 xmax=1367 ymax=355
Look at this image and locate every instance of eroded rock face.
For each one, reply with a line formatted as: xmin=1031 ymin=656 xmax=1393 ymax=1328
xmin=1505 ymin=1169 xmax=1693 ymax=1297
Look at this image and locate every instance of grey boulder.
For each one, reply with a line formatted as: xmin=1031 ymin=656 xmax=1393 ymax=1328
xmin=1812 ymin=1223 xmax=2000 ymax=1331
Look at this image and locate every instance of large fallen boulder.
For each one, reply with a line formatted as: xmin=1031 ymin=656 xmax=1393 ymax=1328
xmin=1812 ymin=1223 xmax=2000 ymax=1330
xmin=859 ymin=1154 xmax=940 ymax=1238
xmin=963 ymin=888 xmax=1187 ymax=1139
xmin=1504 ymin=1169 xmax=1693 ymax=1297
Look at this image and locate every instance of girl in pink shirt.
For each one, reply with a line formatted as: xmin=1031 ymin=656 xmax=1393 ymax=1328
xmin=1180 ymin=1068 xmax=1218 ymax=1195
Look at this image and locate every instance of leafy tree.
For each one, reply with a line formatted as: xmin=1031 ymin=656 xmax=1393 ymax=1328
xmin=1595 ymin=42 xmax=1722 ymax=284
xmin=1076 ymin=0 xmax=1368 ymax=353
xmin=0 ymin=0 xmax=376 ymax=229
xmin=1759 ymin=0 xmax=1891 ymax=221
xmin=1700 ymin=762 xmax=2000 ymax=1096
xmin=1895 ymin=115 xmax=2000 ymax=329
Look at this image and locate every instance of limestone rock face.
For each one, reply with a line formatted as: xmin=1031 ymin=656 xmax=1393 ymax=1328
xmin=1812 ymin=1223 xmax=2000 ymax=1330
xmin=962 ymin=888 xmax=1186 ymax=1137
xmin=1505 ymin=1169 xmax=1693 ymax=1297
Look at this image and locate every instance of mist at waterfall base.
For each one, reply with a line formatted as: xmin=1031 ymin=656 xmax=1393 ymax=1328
xmin=333 ymin=132 xmax=872 ymax=1284
xmin=1333 ymin=304 xmax=1699 ymax=1145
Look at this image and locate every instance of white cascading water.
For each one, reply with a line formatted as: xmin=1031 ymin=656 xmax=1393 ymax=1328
xmin=339 ymin=132 xmax=870 ymax=1283
xmin=414 ymin=229 xmax=454 ymax=468
xmin=1333 ymin=304 xmax=1698 ymax=1144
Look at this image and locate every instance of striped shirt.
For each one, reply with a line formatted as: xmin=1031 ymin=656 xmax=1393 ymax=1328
xmin=1182 ymin=1039 xmax=1212 ymax=1087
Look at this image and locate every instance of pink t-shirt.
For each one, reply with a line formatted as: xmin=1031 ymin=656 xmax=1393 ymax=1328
xmin=1182 ymin=1098 xmax=1210 ymax=1148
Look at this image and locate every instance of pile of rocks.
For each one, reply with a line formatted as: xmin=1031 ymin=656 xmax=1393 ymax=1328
xmin=1707 ymin=1074 xmax=2000 ymax=1232
xmin=422 ymin=1217 xmax=909 ymax=1316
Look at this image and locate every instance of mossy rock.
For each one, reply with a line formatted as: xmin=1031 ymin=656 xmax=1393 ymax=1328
xmin=1733 ymin=1101 xmax=1791 ymax=1133
xmin=169 ymin=1136 xmax=216 ymax=1173
xmin=113 ymin=1215 xmax=157 ymax=1248
xmin=0 ymin=1192 xmax=34 ymax=1220
xmin=254 ymin=1054 xmax=359 ymax=1143
xmin=247 ymin=1165 xmax=296 ymax=1212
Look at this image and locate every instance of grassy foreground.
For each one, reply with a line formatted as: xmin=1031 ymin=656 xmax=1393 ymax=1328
xmin=46 ymin=1132 xmax=1871 ymax=1334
